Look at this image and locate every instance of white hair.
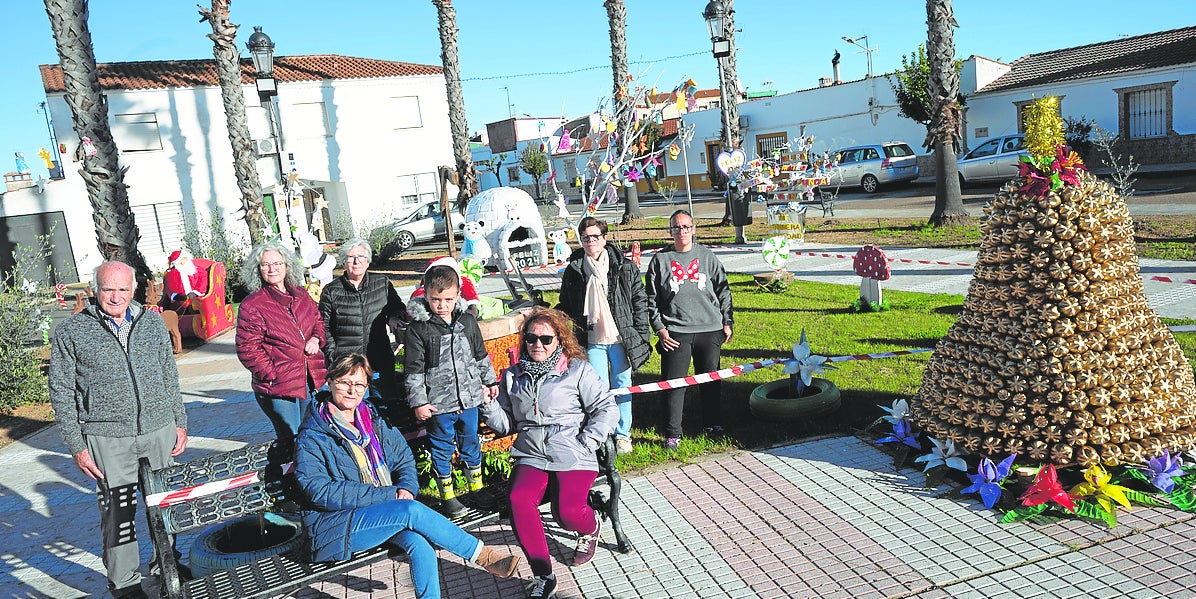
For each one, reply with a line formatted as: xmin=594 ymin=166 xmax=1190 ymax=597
xmin=90 ymin=260 xmax=136 ymax=293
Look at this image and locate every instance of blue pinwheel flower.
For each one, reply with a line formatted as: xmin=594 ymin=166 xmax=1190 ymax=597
xmin=876 ymin=419 xmax=921 ymax=449
xmin=1147 ymin=449 xmax=1185 ymax=494
xmin=961 ymin=454 xmax=1017 ymax=509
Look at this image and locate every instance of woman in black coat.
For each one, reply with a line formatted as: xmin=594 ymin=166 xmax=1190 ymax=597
xmin=318 ymin=238 xmax=405 ymax=400
xmin=557 ymin=217 xmax=650 ymax=455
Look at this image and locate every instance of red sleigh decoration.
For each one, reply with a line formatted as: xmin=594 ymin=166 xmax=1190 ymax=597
xmin=162 ymin=261 xmax=235 ymax=341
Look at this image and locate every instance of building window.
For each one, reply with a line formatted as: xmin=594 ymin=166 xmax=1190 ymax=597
xmin=288 ymin=102 xmax=330 ymax=139
xmin=507 ymin=166 xmax=521 ymax=183
xmin=396 ymin=172 xmax=436 ymax=206
xmin=1115 ymin=81 xmax=1175 ymax=139
xmin=1013 ymin=97 xmax=1064 ymax=134
xmin=112 ymin=113 xmax=163 ymax=152
xmin=755 ymin=131 xmax=789 ymax=157
xmin=131 ymin=202 xmax=185 ymax=253
xmin=392 ymin=96 xmax=423 ymax=129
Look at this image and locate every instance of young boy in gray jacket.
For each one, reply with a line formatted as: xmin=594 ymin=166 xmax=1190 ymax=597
xmin=404 ymin=264 xmax=498 ymax=516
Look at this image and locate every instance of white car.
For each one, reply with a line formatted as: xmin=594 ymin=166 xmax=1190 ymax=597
xmin=386 ymin=201 xmax=447 ymax=250
xmin=827 ymin=142 xmax=919 ymax=193
xmin=957 ymin=134 xmax=1027 ymax=185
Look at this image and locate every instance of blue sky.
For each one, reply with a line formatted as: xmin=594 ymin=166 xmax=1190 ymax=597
xmin=3 ymin=1 xmax=1192 ymax=177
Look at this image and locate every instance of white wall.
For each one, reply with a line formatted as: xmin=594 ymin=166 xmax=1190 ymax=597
xmin=964 ymin=63 xmax=1195 ymax=143
xmin=40 ymin=72 xmax=453 ymax=281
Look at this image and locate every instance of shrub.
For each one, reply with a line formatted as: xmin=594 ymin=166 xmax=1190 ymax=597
xmin=183 ymin=210 xmax=252 ymax=301
xmin=0 ymin=237 xmax=56 ymax=412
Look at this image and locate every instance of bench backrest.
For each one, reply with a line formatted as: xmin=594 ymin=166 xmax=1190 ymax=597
xmin=140 ymin=441 xmax=294 ymax=536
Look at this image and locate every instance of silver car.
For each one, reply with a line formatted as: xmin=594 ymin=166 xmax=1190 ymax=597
xmin=828 ymin=142 xmax=919 ymax=193
xmin=957 ymin=134 xmax=1027 ymax=185
xmin=388 ymin=201 xmax=446 ymax=250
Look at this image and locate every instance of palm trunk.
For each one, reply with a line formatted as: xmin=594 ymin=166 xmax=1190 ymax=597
xmin=433 ymin=0 xmax=476 ymax=228
xmin=718 ymin=1 xmax=743 ymax=229
xmin=200 ymin=0 xmax=266 ymax=245
xmin=45 ymin=0 xmax=153 ymax=292
xmin=604 ymin=0 xmax=642 ymax=224
xmin=925 ymin=0 xmax=968 ymax=226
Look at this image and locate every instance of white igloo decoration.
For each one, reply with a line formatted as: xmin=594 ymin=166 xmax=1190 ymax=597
xmin=464 ymin=187 xmax=549 ymax=269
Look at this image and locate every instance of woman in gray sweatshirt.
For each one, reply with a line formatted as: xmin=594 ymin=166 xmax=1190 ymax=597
xmin=644 ymin=210 xmax=734 ymax=449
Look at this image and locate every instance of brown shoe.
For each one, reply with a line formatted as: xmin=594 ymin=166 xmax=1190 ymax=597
xmin=476 ymin=545 xmax=521 ymax=578
xmin=572 ymin=518 xmax=601 ymax=566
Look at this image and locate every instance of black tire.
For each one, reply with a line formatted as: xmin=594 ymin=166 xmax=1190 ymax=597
xmin=189 ymin=513 xmax=304 ymax=577
xmin=749 ymin=378 xmax=841 ymax=421
xmin=861 ymin=174 xmax=880 ymax=194
xmin=395 ymin=230 xmax=416 ymax=250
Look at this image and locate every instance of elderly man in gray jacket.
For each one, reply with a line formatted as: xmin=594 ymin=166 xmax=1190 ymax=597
xmin=49 ymin=260 xmax=189 ymax=599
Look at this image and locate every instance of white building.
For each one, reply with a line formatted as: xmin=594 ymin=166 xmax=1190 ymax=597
xmin=1 ymin=53 xmax=453 ymax=282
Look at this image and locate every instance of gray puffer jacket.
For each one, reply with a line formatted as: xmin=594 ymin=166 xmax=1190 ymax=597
xmin=49 ymin=302 xmax=186 ymax=455
xmin=403 ymin=297 xmax=497 ymax=412
xmin=480 ymin=354 xmax=617 ymax=472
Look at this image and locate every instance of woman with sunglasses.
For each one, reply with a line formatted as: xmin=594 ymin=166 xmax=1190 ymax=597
xmin=645 ymin=210 xmax=734 ymax=450
xmin=480 ymin=308 xmax=617 ymax=599
xmin=296 ymin=353 xmax=521 ymax=599
xmin=557 ymin=217 xmax=651 ymax=456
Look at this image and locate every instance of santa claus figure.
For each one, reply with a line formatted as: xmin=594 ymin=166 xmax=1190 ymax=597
xmin=162 ymin=249 xmax=215 ymax=303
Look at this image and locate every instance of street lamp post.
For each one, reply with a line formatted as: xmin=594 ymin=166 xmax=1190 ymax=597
xmin=842 ymin=35 xmax=875 ymax=79
xmin=246 ymin=26 xmax=292 ymax=239
xmin=703 ymin=0 xmax=748 ymax=244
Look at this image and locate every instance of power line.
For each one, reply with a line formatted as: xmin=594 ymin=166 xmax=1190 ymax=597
xmin=459 ymin=50 xmax=708 ymax=82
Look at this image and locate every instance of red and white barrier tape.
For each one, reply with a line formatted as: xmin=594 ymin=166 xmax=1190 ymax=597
xmin=146 ymin=462 xmax=294 ymax=509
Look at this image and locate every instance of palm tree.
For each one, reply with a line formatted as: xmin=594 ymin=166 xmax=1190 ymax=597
xmin=432 ymin=0 xmax=477 ymax=224
xmin=199 ymin=0 xmax=267 ymax=245
xmin=716 ymin=0 xmax=743 ymax=232
xmin=44 ymin=0 xmax=152 ymax=289
xmin=604 ymin=0 xmax=642 ymax=224
xmin=925 ymin=0 xmax=968 ymax=225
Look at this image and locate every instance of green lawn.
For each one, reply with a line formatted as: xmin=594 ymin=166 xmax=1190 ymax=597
xmin=536 ymin=275 xmax=1196 ymax=474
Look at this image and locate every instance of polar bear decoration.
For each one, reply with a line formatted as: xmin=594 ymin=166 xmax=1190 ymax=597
xmin=548 ymin=229 xmax=571 ymax=264
xmin=459 ymin=220 xmax=492 ymax=266
xmin=464 ymin=187 xmax=549 ymax=269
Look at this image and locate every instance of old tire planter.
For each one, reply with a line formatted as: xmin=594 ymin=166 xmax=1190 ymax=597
xmin=189 ymin=512 xmax=304 ymax=577
xmin=749 ymin=378 xmax=841 ymax=421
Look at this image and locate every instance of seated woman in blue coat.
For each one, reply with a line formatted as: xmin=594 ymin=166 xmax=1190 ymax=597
xmin=295 ymin=353 xmax=520 ymax=598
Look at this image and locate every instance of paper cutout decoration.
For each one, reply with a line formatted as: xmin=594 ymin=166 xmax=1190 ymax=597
xmin=853 ymin=245 xmax=891 ymax=306
xmin=553 ymin=193 xmax=570 ymax=219
xmin=37 ymin=147 xmax=55 ymax=169
xmin=762 ymin=235 xmax=789 ymax=269
xmin=716 ymin=148 xmax=747 ymax=176
xmin=558 ymin=129 xmax=572 ymax=152
xmin=668 ymin=143 xmax=681 ymax=160
xmin=80 ymin=137 xmax=97 ymax=157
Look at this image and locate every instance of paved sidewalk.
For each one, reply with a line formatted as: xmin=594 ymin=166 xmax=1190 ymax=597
xmin=2 ymin=244 xmax=1194 ymax=597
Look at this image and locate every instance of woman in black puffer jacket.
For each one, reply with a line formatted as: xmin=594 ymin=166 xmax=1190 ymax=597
xmin=319 ymin=238 xmax=405 ymax=401
xmin=557 ymin=217 xmax=650 ymax=455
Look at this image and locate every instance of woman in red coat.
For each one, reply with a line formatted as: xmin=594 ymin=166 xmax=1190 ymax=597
xmin=236 ymin=240 xmax=327 ymax=453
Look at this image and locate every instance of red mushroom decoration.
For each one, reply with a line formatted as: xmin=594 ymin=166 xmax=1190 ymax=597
xmin=853 ymin=244 xmax=891 ymax=309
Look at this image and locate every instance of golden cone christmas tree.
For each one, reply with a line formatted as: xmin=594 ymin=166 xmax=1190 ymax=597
xmin=910 ymin=97 xmax=1196 ymax=467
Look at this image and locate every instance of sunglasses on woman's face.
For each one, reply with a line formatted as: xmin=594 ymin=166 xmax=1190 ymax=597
xmin=523 ymin=333 xmax=556 ymax=346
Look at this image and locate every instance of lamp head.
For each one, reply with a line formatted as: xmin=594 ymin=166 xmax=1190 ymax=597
xmin=246 ymin=26 xmax=275 ymax=77
xmin=702 ymin=0 xmax=727 ymax=41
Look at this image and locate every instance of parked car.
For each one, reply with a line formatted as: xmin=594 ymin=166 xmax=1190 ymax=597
xmin=386 ymin=200 xmax=447 ymax=251
xmin=957 ymin=134 xmax=1027 ymax=185
xmin=827 ymin=142 xmax=919 ymax=193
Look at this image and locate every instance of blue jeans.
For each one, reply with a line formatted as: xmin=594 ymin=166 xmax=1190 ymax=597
xmin=348 ymin=499 xmax=481 ymax=599
xmin=255 ymin=391 xmax=313 ymax=447
xmin=426 ymin=407 xmax=482 ymax=477
xmin=587 ymin=342 xmax=633 ymax=439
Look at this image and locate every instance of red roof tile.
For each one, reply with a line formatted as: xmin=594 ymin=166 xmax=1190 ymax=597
xmin=661 ymin=118 xmax=680 ymax=137
xmin=40 ymin=54 xmax=443 ymax=93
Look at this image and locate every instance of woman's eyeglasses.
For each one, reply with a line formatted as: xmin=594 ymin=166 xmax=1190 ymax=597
xmin=523 ymin=333 xmax=556 ymax=346
xmin=669 ymin=224 xmax=695 ymax=233
xmin=333 ymin=380 xmax=370 ymax=394
xmin=260 ymin=261 xmax=285 ymax=271
xmin=581 ymin=234 xmax=605 ymax=242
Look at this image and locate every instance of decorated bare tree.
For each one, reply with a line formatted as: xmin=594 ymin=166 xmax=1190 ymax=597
xmin=44 ymin=0 xmax=152 ymax=288
xmin=433 ymin=0 xmax=477 ymax=221
xmin=604 ymin=0 xmax=642 ymax=223
xmin=924 ymin=0 xmax=967 ymax=226
xmin=199 ymin=0 xmax=267 ymax=245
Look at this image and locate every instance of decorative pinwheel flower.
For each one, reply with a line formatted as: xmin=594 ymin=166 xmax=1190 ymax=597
xmin=1019 ymin=464 xmax=1075 ymax=511
xmin=1071 ymin=464 xmax=1133 ymax=517
xmin=962 ymin=455 xmax=1017 ymax=509
xmin=880 ymin=399 xmax=910 ymax=424
xmin=781 ymin=328 xmax=836 ymax=395
xmin=876 ymin=419 xmax=921 ymax=449
xmin=914 ymin=437 xmax=968 ymax=473
xmin=1146 ymin=450 xmax=1185 ymax=494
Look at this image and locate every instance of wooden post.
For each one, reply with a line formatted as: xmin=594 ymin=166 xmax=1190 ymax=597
xmin=438 ymin=165 xmax=458 ymax=260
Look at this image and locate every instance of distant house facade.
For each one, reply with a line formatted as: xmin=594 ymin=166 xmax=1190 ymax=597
xmin=963 ymin=25 xmax=1196 ymax=165
xmin=1 ymin=54 xmax=451 ymax=281
xmin=471 ymin=116 xmax=565 ymax=200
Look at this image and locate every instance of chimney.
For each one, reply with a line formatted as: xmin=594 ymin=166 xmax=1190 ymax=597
xmin=819 ymin=77 xmax=833 ymax=87
xmin=832 ymin=50 xmax=842 ymax=84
